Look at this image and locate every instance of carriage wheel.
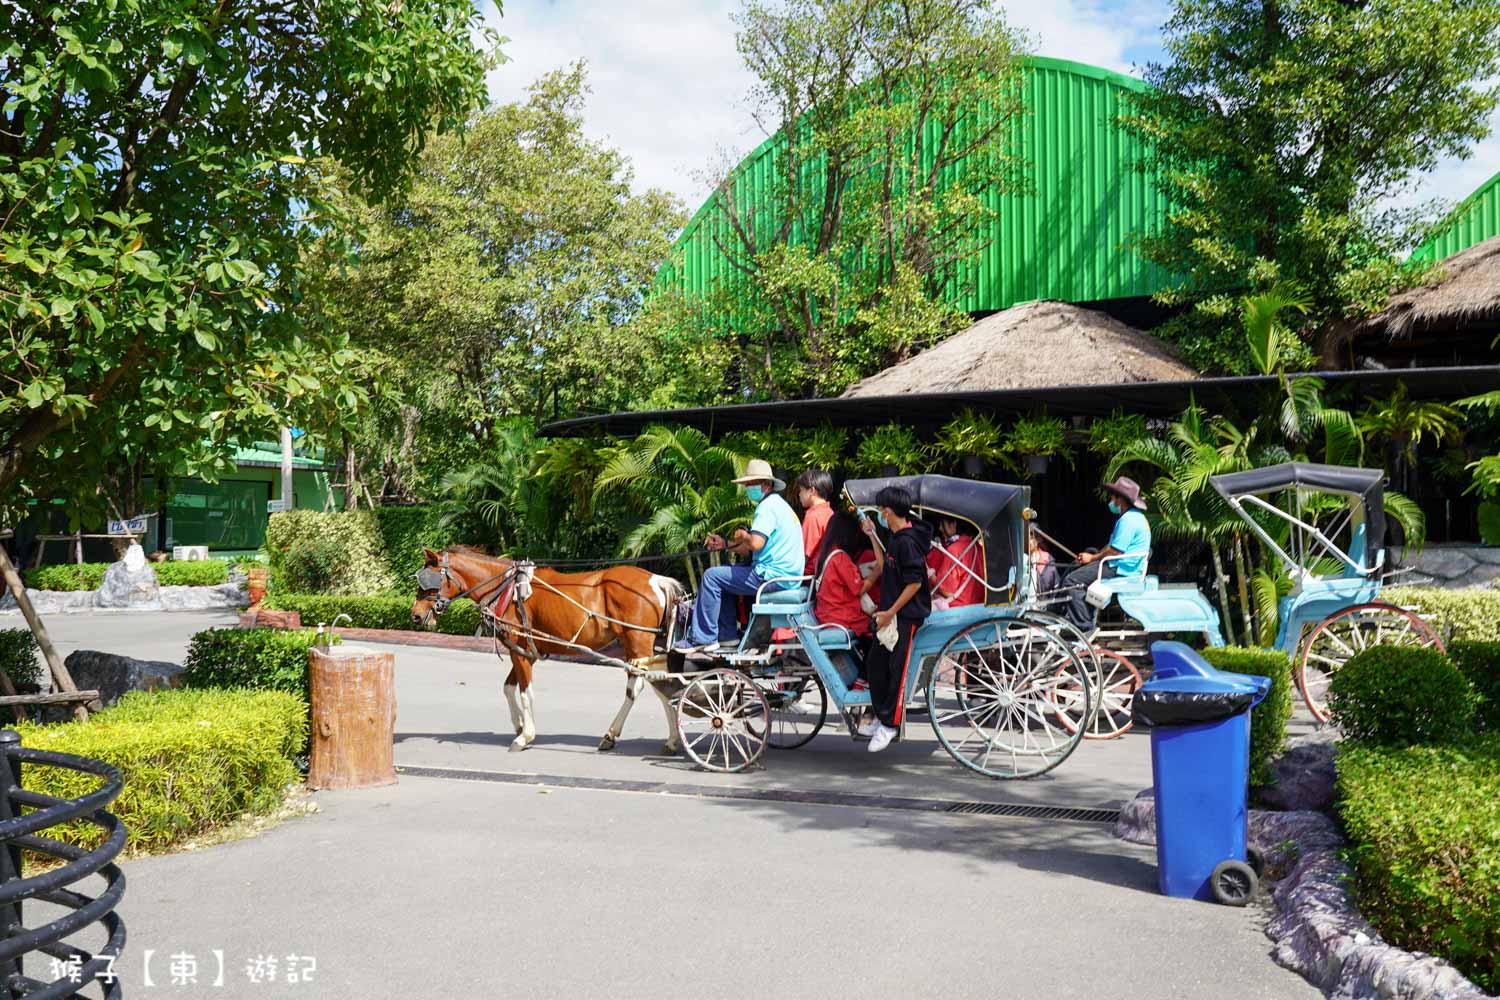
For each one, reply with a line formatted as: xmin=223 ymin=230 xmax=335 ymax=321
xmin=747 ymin=672 xmax=827 ymax=750
xmin=927 ymin=617 xmax=1089 ymax=780
xmin=1297 ymin=602 xmax=1445 ymax=722
xmin=676 ymin=669 xmax=770 ymax=773
xmin=1023 ymin=611 xmax=1104 ymax=718
xmin=1054 ymin=648 xmax=1142 ymax=740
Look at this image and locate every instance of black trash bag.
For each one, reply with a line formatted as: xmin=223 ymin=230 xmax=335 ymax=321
xmin=1131 ymin=688 xmax=1258 ymax=728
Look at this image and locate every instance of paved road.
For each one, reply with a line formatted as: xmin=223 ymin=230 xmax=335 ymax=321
xmin=21 ymin=612 xmax=1318 ymax=998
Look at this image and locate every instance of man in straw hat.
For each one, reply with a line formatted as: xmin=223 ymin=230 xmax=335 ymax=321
xmin=676 ymin=459 xmax=804 ymax=652
xmin=1062 ymin=476 xmax=1152 ymax=631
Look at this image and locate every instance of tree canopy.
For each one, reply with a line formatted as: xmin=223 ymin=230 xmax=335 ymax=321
xmin=0 ymin=0 xmax=498 ymax=524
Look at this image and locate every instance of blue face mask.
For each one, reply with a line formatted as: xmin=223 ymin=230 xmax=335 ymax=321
xmin=875 ymin=511 xmax=889 ymax=530
xmin=745 ymin=486 xmax=766 ymax=503
xmin=1108 ymin=500 xmax=1122 ymax=515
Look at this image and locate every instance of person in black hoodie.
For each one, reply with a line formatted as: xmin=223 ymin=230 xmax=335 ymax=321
xmin=857 ymin=484 xmax=933 ymax=753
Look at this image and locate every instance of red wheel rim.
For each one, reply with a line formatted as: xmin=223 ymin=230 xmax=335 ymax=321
xmin=1054 ymin=648 xmax=1141 ymax=739
xmin=1297 ymin=602 xmax=1444 ymax=722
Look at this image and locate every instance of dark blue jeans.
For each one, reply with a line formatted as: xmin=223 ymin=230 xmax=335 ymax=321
xmin=690 ymin=564 xmax=780 ymax=644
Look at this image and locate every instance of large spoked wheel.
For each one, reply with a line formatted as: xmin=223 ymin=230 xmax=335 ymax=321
xmin=1297 ymin=602 xmax=1445 ymax=722
xmin=748 ymin=672 xmax=827 ymax=750
xmin=1054 ymin=647 xmax=1142 ymax=740
xmin=1023 ymin=610 xmax=1104 ymax=719
xmin=928 ymin=617 xmax=1090 ymax=780
xmin=676 ymin=669 xmax=770 ymax=773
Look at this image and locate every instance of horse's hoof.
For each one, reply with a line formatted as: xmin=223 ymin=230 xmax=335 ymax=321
xmin=598 ymin=737 xmax=616 ymax=752
xmin=660 ymin=742 xmax=679 ymax=756
xmin=509 ymin=739 xmax=531 ymax=752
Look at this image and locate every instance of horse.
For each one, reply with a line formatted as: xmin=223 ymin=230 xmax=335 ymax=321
xmin=410 ymin=546 xmax=685 ymax=754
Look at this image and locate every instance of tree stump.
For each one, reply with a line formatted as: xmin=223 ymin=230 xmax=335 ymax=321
xmin=308 ymin=646 xmax=397 ymax=790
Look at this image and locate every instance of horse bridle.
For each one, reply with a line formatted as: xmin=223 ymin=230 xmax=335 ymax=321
xmin=414 ymin=551 xmax=521 ymax=622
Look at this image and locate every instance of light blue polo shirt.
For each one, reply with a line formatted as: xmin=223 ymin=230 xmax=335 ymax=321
xmin=1108 ymin=509 xmax=1151 ymax=576
xmin=749 ymin=493 xmax=805 ymax=582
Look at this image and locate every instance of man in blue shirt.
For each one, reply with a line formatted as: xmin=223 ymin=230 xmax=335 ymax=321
xmin=677 ymin=459 xmax=804 ymax=651
xmin=1063 ymin=476 xmax=1152 ymax=630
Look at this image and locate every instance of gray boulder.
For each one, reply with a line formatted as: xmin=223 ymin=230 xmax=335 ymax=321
xmin=0 ymin=589 xmax=98 ymax=615
xmin=158 ymin=582 xmax=249 ymax=611
xmin=63 ymin=650 xmax=185 ymax=708
xmin=96 ymin=544 xmax=160 ymax=610
xmin=1256 ymin=731 xmax=1339 ymax=813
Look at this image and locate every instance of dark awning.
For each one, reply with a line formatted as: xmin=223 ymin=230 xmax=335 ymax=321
xmin=539 ymin=365 xmax=1500 ymax=438
xmin=842 ymin=475 xmax=1028 ymax=533
xmin=1210 ymin=462 xmax=1386 ymax=569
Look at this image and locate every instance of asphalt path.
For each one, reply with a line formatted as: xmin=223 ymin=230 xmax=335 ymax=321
xmin=18 ymin=611 xmax=1319 ymax=998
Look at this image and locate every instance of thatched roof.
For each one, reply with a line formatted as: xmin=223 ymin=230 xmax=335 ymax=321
xmin=841 ymin=300 xmax=1196 ymax=397
xmin=1357 ymin=236 xmax=1500 ymax=339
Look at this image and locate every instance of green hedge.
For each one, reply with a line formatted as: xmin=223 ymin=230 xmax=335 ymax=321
xmin=183 ymin=627 xmax=334 ymax=701
xmin=0 ymin=628 xmax=43 ymax=692
xmin=24 ymin=561 xmax=229 ymax=590
xmin=16 ymin=688 xmax=307 ymax=854
xmin=1338 ymin=738 xmax=1500 ymax=993
xmin=1328 ymin=646 xmax=1475 ymax=746
xmin=1445 ymin=641 xmax=1500 ymax=733
xmin=260 ymin=593 xmax=483 ymax=636
xmin=265 ymin=506 xmax=454 ymax=596
xmin=1385 ymin=587 xmax=1500 ymax=643
xmin=1200 ymin=646 xmax=1293 ymax=785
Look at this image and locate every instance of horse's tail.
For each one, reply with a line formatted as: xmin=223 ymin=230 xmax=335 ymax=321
xmin=647 ymin=573 xmax=686 ymax=620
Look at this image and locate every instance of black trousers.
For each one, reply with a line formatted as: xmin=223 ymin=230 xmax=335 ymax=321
xmin=867 ymin=620 xmax=921 ymax=728
xmin=1063 ymin=562 xmax=1117 ymax=629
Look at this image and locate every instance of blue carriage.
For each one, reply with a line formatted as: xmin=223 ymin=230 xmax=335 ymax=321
xmin=675 ymin=475 xmax=1098 ymax=779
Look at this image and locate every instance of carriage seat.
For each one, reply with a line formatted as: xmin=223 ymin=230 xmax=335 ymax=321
xmin=756 ymin=586 xmax=809 ymax=605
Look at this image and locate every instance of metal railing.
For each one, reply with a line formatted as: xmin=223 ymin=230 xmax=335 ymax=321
xmin=0 ymin=730 xmax=126 ymax=998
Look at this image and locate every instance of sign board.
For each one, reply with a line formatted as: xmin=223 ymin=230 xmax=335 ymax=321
xmin=267 ymin=499 xmax=293 ymax=513
xmin=107 ymin=515 xmax=153 ymax=536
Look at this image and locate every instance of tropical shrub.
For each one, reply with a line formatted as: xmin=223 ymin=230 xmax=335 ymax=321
xmin=265 ymin=508 xmax=456 ymax=596
xmin=0 ymin=628 xmax=43 ymax=692
xmin=1004 ymin=415 xmax=1073 ymax=473
xmin=1200 ymin=646 xmax=1293 ymax=785
xmin=933 ymin=409 xmax=1005 ymax=464
xmin=1086 ymin=409 xmax=1149 ymax=456
xmin=259 ymin=594 xmax=483 ymax=637
xmin=1338 ymin=738 xmax=1500 ymax=993
xmin=1327 ymin=646 xmax=1474 ymax=746
xmin=281 ymin=537 xmax=346 ymax=594
xmin=183 ymin=628 xmax=334 ymax=701
xmin=372 ymin=506 xmax=453 ymax=581
xmin=1445 ymin=641 xmax=1500 ymax=733
xmin=1385 ymin=587 xmax=1500 ymax=643
xmin=855 ymin=423 xmax=927 ymax=475
xmin=155 ymin=561 xmax=230 ymax=587
xmin=16 ymin=688 xmax=308 ymax=854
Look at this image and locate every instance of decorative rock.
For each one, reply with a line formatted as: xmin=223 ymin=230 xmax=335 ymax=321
xmin=1112 ymin=788 xmax=1156 ymax=845
xmin=62 ymin=650 xmax=186 ymax=707
xmin=0 ymin=589 xmax=98 ymax=615
xmin=1255 ymin=731 xmax=1339 ymax=813
xmin=1393 ymin=544 xmax=1500 ymax=591
xmin=158 ymin=582 xmax=249 ymax=611
xmin=97 ymin=544 xmax=160 ymax=609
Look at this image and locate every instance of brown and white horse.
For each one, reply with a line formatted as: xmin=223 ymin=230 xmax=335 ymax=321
xmin=410 ymin=547 xmax=684 ymax=753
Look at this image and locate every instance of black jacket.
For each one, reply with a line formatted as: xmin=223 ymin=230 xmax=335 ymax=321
xmin=879 ymin=519 xmax=934 ymax=623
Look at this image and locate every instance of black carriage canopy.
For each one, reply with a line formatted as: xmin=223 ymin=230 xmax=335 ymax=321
xmin=843 ymin=475 xmax=1029 ymax=602
xmin=1208 ymin=462 xmax=1387 ymax=570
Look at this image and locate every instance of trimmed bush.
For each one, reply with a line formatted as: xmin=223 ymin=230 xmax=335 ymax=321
xmin=1385 ymin=586 xmax=1500 ymax=643
xmin=1445 ymin=641 xmax=1500 ymax=733
xmin=16 ymin=688 xmax=308 ymax=854
xmin=183 ymin=627 xmax=334 ymax=701
xmin=1327 ymin=646 xmax=1475 ymax=746
xmin=154 ymin=561 xmax=229 ymax=587
xmin=1200 ymin=646 xmax=1293 ymax=785
xmin=260 ymin=593 xmax=483 ymax=636
xmin=25 ymin=563 xmax=106 ymax=591
xmin=265 ymin=506 xmax=455 ymax=596
xmin=1338 ymin=738 xmax=1500 ymax=993
xmin=372 ymin=505 xmax=453 ymax=582
xmin=0 ymin=628 xmax=43 ymax=692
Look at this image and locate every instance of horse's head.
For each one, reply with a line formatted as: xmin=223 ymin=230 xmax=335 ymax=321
xmin=411 ymin=547 xmax=453 ymax=627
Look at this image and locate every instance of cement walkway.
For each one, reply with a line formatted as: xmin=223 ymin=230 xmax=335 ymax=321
xmin=24 ymin=612 xmax=1319 ymax=998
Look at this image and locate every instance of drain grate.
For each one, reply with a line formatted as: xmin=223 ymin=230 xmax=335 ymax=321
xmin=945 ymin=801 xmax=1120 ymax=824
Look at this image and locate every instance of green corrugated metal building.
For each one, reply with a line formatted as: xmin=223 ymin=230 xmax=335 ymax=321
xmin=659 ymin=56 xmax=1172 ymax=319
xmin=1413 ymin=169 xmax=1500 ymax=262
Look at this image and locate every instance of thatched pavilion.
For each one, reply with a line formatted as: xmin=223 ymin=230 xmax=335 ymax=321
xmin=1333 ymin=236 xmax=1500 ymax=368
xmin=841 ymin=300 xmax=1197 ymax=397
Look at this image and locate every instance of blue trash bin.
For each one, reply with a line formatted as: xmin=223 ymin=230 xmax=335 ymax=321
xmin=1133 ymin=641 xmax=1271 ymax=905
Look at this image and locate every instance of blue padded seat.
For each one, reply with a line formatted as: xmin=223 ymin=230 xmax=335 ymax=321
xmin=757 ymin=587 xmax=809 ymax=605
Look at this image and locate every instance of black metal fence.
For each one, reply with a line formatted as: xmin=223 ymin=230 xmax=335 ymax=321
xmin=0 ymin=730 xmax=126 ymax=999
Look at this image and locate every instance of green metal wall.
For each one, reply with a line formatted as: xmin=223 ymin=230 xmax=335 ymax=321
xmin=1413 ymin=169 xmax=1500 ymax=262
xmin=659 ymin=57 xmax=1172 ymax=317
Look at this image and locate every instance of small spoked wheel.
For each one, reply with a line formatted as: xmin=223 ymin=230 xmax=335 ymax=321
xmin=676 ymin=669 xmax=769 ymax=773
xmin=1210 ymin=859 xmax=1258 ymax=906
xmin=1297 ymin=603 xmax=1444 ymax=722
xmin=748 ymin=672 xmax=827 ymax=750
xmin=1054 ymin=648 xmax=1142 ymax=740
xmin=927 ymin=616 xmax=1090 ymax=780
xmin=1022 ymin=611 xmax=1103 ymax=718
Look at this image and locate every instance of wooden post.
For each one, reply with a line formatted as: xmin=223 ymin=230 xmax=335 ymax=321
xmin=0 ymin=542 xmax=87 ymax=721
xmin=307 ymin=646 xmax=397 ymax=790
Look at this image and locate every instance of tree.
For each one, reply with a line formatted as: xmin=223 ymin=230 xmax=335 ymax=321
xmin=0 ymin=0 xmax=498 ymax=527
xmin=300 ymin=65 xmax=689 ymax=498
xmin=700 ymin=0 xmax=1028 ymax=397
xmin=1123 ymin=0 xmax=1500 ymax=371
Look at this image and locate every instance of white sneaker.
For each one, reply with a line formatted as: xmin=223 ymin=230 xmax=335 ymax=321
xmin=867 ymin=723 xmax=898 ymax=753
xmin=856 ymin=715 xmax=879 ymax=738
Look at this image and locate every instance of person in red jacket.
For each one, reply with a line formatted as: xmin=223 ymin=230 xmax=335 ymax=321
xmin=795 ymin=469 xmax=836 ymax=577
xmin=813 ymin=511 xmax=876 ymax=641
xmin=926 ymin=517 xmax=984 ymax=609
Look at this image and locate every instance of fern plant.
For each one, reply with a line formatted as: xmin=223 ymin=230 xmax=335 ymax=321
xmin=934 ymin=409 xmax=1005 ymax=462
xmin=855 ymin=423 xmax=928 ymax=475
xmin=1086 ymin=409 xmax=1149 ymax=456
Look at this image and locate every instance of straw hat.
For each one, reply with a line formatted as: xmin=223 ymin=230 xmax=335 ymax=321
xmin=732 ymin=459 xmax=786 ymax=492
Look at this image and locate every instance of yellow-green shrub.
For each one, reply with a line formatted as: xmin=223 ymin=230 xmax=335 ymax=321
xmin=14 ymin=688 xmax=307 ymax=854
xmin=1385 ymin=587 xmax=1500 ymax=643
xmin=1200 ymin=646 xmax=1293 ymax=785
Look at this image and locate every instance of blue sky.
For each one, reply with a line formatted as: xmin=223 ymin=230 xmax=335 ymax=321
xmin=478 ymin=1 xmax=1497 ymax=216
